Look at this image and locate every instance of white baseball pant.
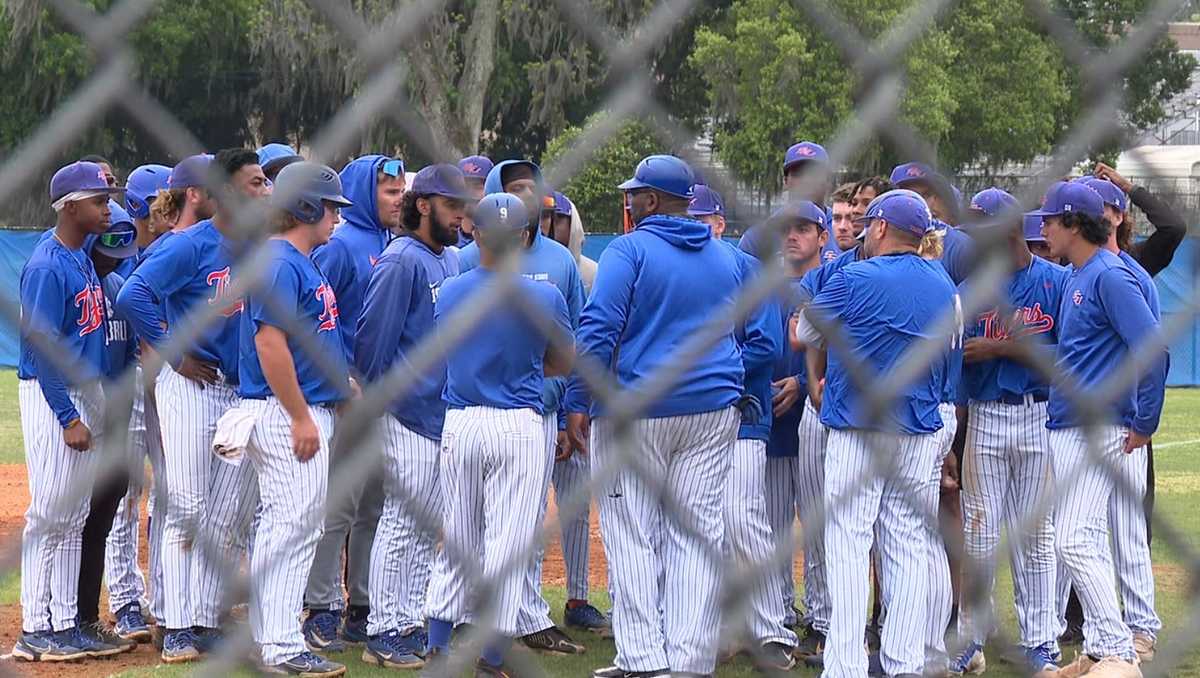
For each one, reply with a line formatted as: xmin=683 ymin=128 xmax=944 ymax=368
xmin=592 ymin=407 xmax=739 ymax=675
xmin=723 ymin=438 xmax=799 ymax=648
xmin=822 ymin=427 xmax=938 ymax=678
xmin=922 ymin=404 xmax=957 ymax=672
xmin=1108 ymin=444 xmax=1159 ymax=639
xmin=1049 ymin=426 xmax=1138 ymax=661
xmin=425 ymin=407 xmax=551 ymax=637
xmin=19 ymin=380 xmax=104 ymax=632
xmin=762 ymin=456 xmax=798 ymax=627
xmin=796 ymin=400 xmax=830 ymax=633
xmin=960 ymin=397 xmax=1057 ymax=649
xmin=367 ymin=416 xmax=442 ymax=636
xmin=245 ymin=397 xmax=333 ymax=665
xmin=156 ymin=364 xmax=257 ymax=631
xmin=514 ymin=415 xmax=563 ymax=637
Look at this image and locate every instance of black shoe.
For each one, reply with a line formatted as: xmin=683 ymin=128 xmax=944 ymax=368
xmin=80 ymin=620 xmax=136 ymax=656
xmin=803 ymin=652 xmax=824 ymax=669
xmin=753 ymin=641 xmax=797 ymax=672
xmin=520 ymin=626 xmax=585 ymax=655
xmin=1058 ymin=622 xmax=1084 ymax=646
xmin=591 ymin=667 xmax=669 ymax=678
xmin=795 ymin=627 xmax=825 ymax=658
xmin=865 ymin=623 xmax=882 ymax=653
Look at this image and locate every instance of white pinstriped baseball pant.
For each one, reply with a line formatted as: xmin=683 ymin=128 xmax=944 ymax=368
xmin=922 ymin=403 xmax=957 ymax=672
xmin=762 ymin=456 xmax=800 ymax=626
xmin=796 ymin=399 xmax=830 ymax=633
xmin=515 ymin=414 xmax=564 ymax=637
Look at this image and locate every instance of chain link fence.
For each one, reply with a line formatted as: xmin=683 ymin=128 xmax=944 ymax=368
xmin=4 ymin=0 xmax=1200 ymax=676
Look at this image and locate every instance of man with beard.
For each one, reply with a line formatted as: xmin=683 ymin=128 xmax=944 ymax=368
xmin=355 ymin=164 xmax=468 ymax=669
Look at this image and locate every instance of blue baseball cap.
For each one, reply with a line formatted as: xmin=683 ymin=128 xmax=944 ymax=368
xmin=783 ymin=141 xmax=829 ymax=173
xmin=1076 ymin=177 xmax=1128 ymax=212
xmin=124 ymin=164 xmax=171 ymax=219
xmin=473 ymin=192 xmax=529 ymax=232
xmin=770 ymin=199 xmax=826 ymax=228
xmin=92 ymin=200 xmax=138 ymax=258
xmin=410 ymin=164 xmax=472 ymax=201
xmin=168 ymin=154 xmax=212 ymax=190
xmin=50 ymin=161 xmax=125 ymax=203
xmin=1023 ymin=213 xmax=1046 ymax=242
xmin=618 ymin=155 xmax=695 ymax=199
xmin=854 ymin=189 xmax=931 ymax=239
xmin=257 ymin=143 xmax=303 ymax=173
xmin=552 ymin=191 xmax=573 ymax=217
xmin=967 ymin=188 xmax=1020 ymax=220
xmin=687 ymin=184 xmax=725 ymax=217
xmin=458 ymin=155 xmax=494 ymax=181
xmin=1028 ymin=181 xmax=1104 ymax=220
xmin=890 ymin=162 xmax=942 ymax=188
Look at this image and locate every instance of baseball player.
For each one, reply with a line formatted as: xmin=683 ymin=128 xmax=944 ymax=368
xmin=564 ymin=155 xmax=744 ymax=678
xmin=740 ymin=141 xmax=838 ymax=262
xmin=13 ymin=161 xmax=124 ymax=662
xmin=1038 ymin=180 xmax=1165 ymax=678
xmin=239 ymin=161 xmax=354 ymax=677
xmin=117 ymin=148 xmax=269 ymax=662
xmin=829 ymin=183 xmax=858 ymax=251
xmin=105 ymin=163 xmax=172 ymax=642
xmin=145 ymin=154 xmax=216 ymax=250
xmin=302 ymin=154 xmax=406 ymax=651
xmin=257 ymin=143 xmax=304 ymax=182
xmin=355 ymin=164 xmax=467 ymax=669
xmin=794 ymin=190 xmax=957 ymax=678
xmin=458 ymin=159 xmax=599 ymax=649
xmin=456 ymin=154 xmax=493 ymax=246
xmin=421 ymin=192 xmax=575 ymax=677
xmin=1024 ymin=214 xmax=1055 ymax=262
xmin=950 ymin=189 xmax=1065 ymax=676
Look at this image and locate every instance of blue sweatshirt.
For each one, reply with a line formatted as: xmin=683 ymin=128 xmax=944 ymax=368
xmin=458 ymin=230 xmax=584 ymax=418
xmin=101 ymin=271 xmax=136 ymax=379
xmin=355 ymin=235 xmax=459 ymax=439
xmin=18 ymin=233 xmax=107 ymax=426
xmin=313 ymin=155 xmax=395 ymax=365
xmin=1048 ymin=249 xmax=1165 ymax=434
xmin=566 ymin=214 xmax=744 ymax=418
xmin=1118 ymin=250 xmax=1169 ymax=435
xmin=718 ymin=240 xmax=783 ymax=441
xmin=939 ymin=223 xmax=973 ymax=285
xmin=768 ymin=275 xmax=810 ymax=457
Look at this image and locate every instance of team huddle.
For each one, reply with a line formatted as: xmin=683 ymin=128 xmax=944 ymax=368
xmin=14 ymin=138 xmax=1181 ymax=678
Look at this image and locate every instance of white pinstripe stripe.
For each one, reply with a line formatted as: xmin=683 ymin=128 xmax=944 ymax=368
xmin=960 ymin=398 xmax=1057 ymax=648
xmin=245 ymin=398 xmax=334 ymax=664
xmin=923 ymin=404 xmax=958 ymax=671
xmin=795 ymin=399 xmax=830 ymax=632
xmin=822 ymin=428 xmax=938 ymax=678
xmin=19 ymin=380 xmax=104 ymax=632
xmin=424 ymin=407 xmax=551 ymax=637
xmin=591 ymin=408 xmax=739 ymax=675
xmin=553 ymin=452 xmax=592 ymax=600
xmin=515 ymin=414 xmax=559 ymax=637
xmin=1049 ymin=426 xmax=1137 ymax=661
xmin=1108 ymin=444 xmax=1160 ymax=639
xmin=367 ymin=417 xmax=442 ymax=635
xmin=763 ymin=456 xmax=799 ymax=625
xmin=723 ymin=439 xmax=799 ymax=648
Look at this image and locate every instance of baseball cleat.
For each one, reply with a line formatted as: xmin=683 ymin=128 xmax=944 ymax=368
xmin=1024 ymin=641 xmax=1061 ymax=676
xmin=753 ymin=641 xmax=797 ymax=672
xmin=794 ymin=626 xmax=826 ymax=658
xmin=12 ymin=630 xmax=87 ymax=662
xmin=264 ymin=650 xmax=348 ymax=676
xmin=161 ymin=628 xmax=202 ymax=663
xmin=520 ymin=626 xmax=585 ymax=655
xmin=401 ymin=627 xmax=429 ymax=658
xmin=78 ymin=621 xmax=135 ymax=656
xmin=303 ymin=609 xmax=346 ymax=654
xmin=564 ymin=603 xmax=613 ymax=638
xmin=591 ymin=667 xmax=670 ymax=678
xmin=113 ymin=601 xmax=153 ymax=642
xmin=474 ymin=658 xmax=518 ymax=677
xmin=341 ymin=613 xmax=369 ymax=644
xmin=363 ymin=629 xmax=425 ymax=669
xmin=949 ymin=641 xmax=986 ymax=675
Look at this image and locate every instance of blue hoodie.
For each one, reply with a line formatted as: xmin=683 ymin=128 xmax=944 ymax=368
xmin=313 ymin=155 xmax=395 ymax=366
xmin=718 ymin=240 xmax=783 ymax=441
xmin=482 ymin=159 xmax=543 ymax=196
xmin=566 ymin=214 xmax=745 ymax=418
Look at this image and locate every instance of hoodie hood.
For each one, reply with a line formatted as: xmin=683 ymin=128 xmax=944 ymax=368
xmin=566 ymin=196 xmax=584 ymax=260
xmin=338 ymin=154 xmax=392 ymax=231
xmin=636 ymin=214 xmax=711 ymax=251
xmin=482 ymin=159 xmax=544 ymax=195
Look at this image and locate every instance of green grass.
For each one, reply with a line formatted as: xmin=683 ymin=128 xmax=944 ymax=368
xmin=0 ymin=374 xmax=1191 ymax=675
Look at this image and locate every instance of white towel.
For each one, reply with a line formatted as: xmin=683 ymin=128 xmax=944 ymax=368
xmin=212 ymin=406 xmax=257 ymax=465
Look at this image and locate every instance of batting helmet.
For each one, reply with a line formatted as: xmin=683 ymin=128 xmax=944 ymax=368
xmin=473 ymin=192 xmax=529 ymax=232
xmin=618 ymin=155 xmax=695 ymax=199
xmin=124 ymin=164 xmax=172 ymax=219
xmin=272 ymin=161 xmax=353 ymax=224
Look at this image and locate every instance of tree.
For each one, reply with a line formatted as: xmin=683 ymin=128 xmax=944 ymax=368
xmin=542 ymin=115 xmax=672 ymax=233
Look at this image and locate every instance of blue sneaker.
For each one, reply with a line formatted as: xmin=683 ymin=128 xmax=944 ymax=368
xmin=12 ymin=630 xmax=87 ymax=662
xmin=264 ymin=650 xmax=347 ymax=676
xmin=949 ymin=641 xmax=986 ymax=675
xmin=304 ymin=610 xmax=346 ymax=653
xmin=77 ymin=621 xmax=134 ymax=656
xmin=1024 ymin=642 xmax=1060 ymax=674
xmin=192 ymin=626 xmax=224 ymax=654
xmin=400 ymin=627 xmax=428 ymax=658
xmin=564 ymin=603 xmax=613 ymax=638
xmin=114 ymin=602 xmax=152 ymax=642
xmin=363 ymin=629 xmax=425 ymax=669
xmin=342 ymin=614 xmax=369 ymax=644
xmin=161 ymin=628 xmax=202 ymax=664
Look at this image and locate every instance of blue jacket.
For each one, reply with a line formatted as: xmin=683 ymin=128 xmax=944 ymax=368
xmin=566 ymin=214 xmax=744 ymax=418
xmin=767 ymin=275 xmax=810 ymax=457
xmin=313 ymin=155 xmax=395 ymax=366
xmin=718 ymin=240 xmax=783 ymax=441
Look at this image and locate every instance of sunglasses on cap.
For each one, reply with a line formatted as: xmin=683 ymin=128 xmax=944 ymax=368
xmin=381 ymin=160 xmax=404 ymax=178
xmin=98 ymin=229 xmax=136 ymax=250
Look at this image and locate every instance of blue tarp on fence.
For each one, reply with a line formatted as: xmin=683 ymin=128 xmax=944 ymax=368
xmin=2 ymin=231 xmax=1197 ymax=385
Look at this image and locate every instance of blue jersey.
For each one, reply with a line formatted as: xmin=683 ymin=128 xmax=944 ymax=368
xmin=438 ymin=268 xmax=571 ymax=412
xmin=355 ymin=235 xmax=459 ymax=440
xmin=768 ymin=275 xmax=811 ymax=457
xmin=101 ymin=272 xmax=136 ymax=379
xmin=961 ymin=256 xmax=1068 ymax=403
xmin=810 ymin=253 xmax=957 ymax=434
xmin=940 ymin=224 xmax=973 ymax=285
xmin=799 ymin=245 xmax=861 ymax=301
xmin=565 ymin=214 xmax=744 ymax=418
xmin=239 ymin=240 xmax=351 ymax=405
xmin=18 ymin=234 xmax=107 ymax=427
xmin=117 ymin=220 xmax=244 ymax=382
xmin=458 ymin=230 xmax=585 ymax=417
xmin=312 ymin=155 xmax=395 ymax=364
xmin=1048 ymin=249 xmax=1165 ymax=434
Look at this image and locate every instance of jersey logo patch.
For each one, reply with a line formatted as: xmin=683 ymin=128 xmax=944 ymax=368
xmin=316 ymin=283 xmax=339 ymax=332
xmin=74 ymin=285 xmax=104 ymax=337
xmin=206 ymin=267 xmax=244 ymax=318
xmin=1072 ymin=290 xmax=1083 ymax=305
xmin=977 ymin=302 xmax=1055 ymax=340
xmin=823 ymin=250 xmax=837 ymax=263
